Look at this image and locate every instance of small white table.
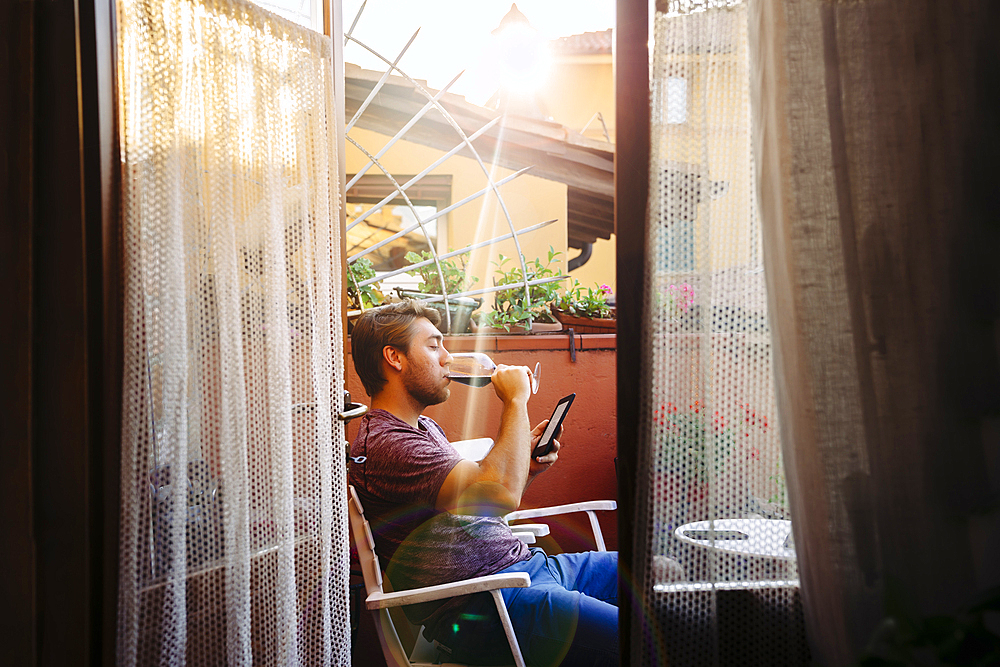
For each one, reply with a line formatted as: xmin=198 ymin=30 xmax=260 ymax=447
xmin=675 ymin=519 xmax=796 ymax=560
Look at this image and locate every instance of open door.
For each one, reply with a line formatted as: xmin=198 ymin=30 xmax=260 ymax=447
xmin=114 ymin=0 xmax=354 ymax=663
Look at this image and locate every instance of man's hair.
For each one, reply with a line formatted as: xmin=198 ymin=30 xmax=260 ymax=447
xmin=351 ymin=299 xmax=442 ymax=397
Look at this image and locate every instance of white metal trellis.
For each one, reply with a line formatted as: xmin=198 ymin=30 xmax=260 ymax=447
xmin=343 ymin=1 xmax=569 ymax=329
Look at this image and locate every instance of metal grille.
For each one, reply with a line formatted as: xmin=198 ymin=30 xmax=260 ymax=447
xmin=636 ymin=3 xmax=806 ymax=665
xmin=116 ymin=0 xmax=350 ymax=663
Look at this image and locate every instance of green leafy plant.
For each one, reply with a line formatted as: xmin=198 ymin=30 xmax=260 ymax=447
xmin=656 ymin=401 xmax=740 ymax=486
xmin=554 ymin=281 xmax=615 ymax=319
xmin=346 ymin=257 xmax=385 ymax=310
xmin=403 ymin=250 xmax=477 ymax=295
xmin=767 ymin=460 xmax=787 ymax=507
xmin=480 ymin=248 xmax=565 ymax=330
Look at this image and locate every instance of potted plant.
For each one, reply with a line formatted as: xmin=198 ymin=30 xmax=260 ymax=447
xmin=400 ymin=250 xmax=481 ymax=334
xmin=346 ymin=257 xmax=386 ymax=334
xmin=477 ymin=248 xmax=566 ymax=333
xmin=652 ymin=400 xmax=778 ymax=556
xmin=551 ymin=281 xmax=616 ymax=333
xmin=347 ymin=256 xmax=385 ymax=312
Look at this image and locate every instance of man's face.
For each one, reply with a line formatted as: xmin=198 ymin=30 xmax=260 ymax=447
xmin=398 ymin=317 xmax=451 ymax=406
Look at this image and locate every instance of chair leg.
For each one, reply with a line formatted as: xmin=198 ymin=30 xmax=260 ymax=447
xmin=491 ymin=589 xmax=526 ymax=667
xmin=587 ymin=510 xmax=606 ymax=551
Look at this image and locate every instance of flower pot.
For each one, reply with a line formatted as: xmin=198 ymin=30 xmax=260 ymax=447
xmin=530 ymin=321 xmax=563 ymax=333
xmin=396 ymin=290 xmax=482 ymax=334
xmin=551 ymin=307 xmax=616 ymax=334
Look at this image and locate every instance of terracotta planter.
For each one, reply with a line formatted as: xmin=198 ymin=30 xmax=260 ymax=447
xmin=530 ymin=321 xmax=564 ymax=333
xmin=551 ymin=308 xmax=616 ymax=334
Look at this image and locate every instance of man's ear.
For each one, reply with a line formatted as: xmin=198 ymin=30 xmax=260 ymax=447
xmin=382 ymin=345 xmax=404 ymax=372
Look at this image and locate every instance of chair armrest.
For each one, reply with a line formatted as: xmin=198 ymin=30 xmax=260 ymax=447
xmin=508 ymin=523 xmax=550 ymax=537
xmin=512 ymin=531 xmax=536 ymax=544
xmin=505 ymin=500 xmax=617 ymax=522
xmin=507 ymin=501 xmax=617 ymax=551
xmin=365 ymin=572 xmax=531 ymax=610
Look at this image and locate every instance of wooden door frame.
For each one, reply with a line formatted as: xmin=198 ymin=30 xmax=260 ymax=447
xmin=615 ymin=1 xmax=650 ymax=665
xmin=0 ymin=0 xmax=123 ymax=663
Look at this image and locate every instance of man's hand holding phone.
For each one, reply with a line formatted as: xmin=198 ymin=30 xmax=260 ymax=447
xmin=528 ymin=419 xmax=561 ymax=476
xmin=528 ymin=393 xmax=575 ymax=476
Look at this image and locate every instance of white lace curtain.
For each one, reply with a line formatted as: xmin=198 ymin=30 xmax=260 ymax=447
xmin=116 ymin=0 xmax=350 ymax=663
xmin=633 ymin=2 xmax=805 ymax=665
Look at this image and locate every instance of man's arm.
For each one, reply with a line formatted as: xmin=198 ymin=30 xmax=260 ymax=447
xmin=435 ymin=365 xmax=534 ymax=516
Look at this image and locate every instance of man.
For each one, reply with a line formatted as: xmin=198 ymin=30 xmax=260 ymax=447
xmin=349 ymin=300 xmax=618 ymax=667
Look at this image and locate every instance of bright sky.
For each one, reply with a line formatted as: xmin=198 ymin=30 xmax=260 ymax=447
xmin=342 ymin=0 xmax=615 ymax=105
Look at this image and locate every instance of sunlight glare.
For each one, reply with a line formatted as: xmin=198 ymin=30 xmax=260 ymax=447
xmin=341 ymin=0 xmax=614 ymax=106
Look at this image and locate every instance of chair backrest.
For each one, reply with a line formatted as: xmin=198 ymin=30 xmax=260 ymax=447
xmin=347 ymin=485 xmax=420 ymax=667
xmin=347 ymin=486 xmax=384 ymax=599
xmin=450 ymin=437 xmax=494 ymax=462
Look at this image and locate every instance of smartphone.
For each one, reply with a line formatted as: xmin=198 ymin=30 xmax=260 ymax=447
xmin=532 ymin=393 xmax=576 ymax=459
xmin=682 ymin=529 xmax=749 ymax=541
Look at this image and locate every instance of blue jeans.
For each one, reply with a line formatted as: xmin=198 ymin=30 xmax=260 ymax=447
xmin=428 ymin=548 xmax=619 ymax=667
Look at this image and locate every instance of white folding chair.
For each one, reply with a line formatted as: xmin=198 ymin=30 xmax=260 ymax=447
xmin=348 ymin=485 xmax=530 ymax=667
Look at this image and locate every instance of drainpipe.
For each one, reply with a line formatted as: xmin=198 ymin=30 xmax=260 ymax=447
xmin=568 ymin=242 xmax=593 ymax=271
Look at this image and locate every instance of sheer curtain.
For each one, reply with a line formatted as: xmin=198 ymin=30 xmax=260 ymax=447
xmin=748 ymin=1 xmax=1000 ymax=665
xmin=633 ymin=2 xmax=806 ymax=665
xmin=116 ymin=0 xmax=349 ymax=664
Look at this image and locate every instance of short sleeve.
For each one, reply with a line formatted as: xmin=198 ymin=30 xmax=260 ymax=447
xmin=352 ymin=412 xmax=462 ymax=508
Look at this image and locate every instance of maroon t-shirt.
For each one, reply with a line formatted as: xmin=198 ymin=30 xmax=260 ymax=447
xmin=349 ymin=409 xmax=529 ymax=624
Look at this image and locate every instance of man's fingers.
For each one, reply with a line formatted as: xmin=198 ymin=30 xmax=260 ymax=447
xmin=490 ymin=365 xmax=532 ymax=404
xmin=532 ymin=439 xmax=560 ymax=464
xmin=532 ymin=419 xmax=549 ymax=436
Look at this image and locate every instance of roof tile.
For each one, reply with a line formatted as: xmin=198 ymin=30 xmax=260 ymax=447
xmin=549 ymin=29 xmax=613 ymax=55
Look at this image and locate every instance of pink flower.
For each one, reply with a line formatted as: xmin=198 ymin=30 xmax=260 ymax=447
xmin=666 ymin=283 xmax=695 ymax=312
xmin=599 ymin=284 xmax=612 ymax=294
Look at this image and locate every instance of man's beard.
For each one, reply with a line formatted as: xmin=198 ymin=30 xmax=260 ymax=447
xmin=402 ymin=367 xmax=450 ymax=406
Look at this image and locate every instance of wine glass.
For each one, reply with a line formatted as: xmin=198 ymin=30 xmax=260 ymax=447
xmin=447 ymin=352 xmax=541 ymax=394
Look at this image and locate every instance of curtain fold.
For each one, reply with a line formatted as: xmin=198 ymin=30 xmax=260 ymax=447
xmin=635 ymin=2 xmax=806 ymax=665
xmin=749 ymin=0 xmax=1000 ymax=664
xmin=116 ymin=0 xmax=349 ymax=663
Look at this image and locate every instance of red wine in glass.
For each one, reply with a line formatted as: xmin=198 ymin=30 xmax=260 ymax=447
xmin=446 ymin=353 xmax=540 ymax=393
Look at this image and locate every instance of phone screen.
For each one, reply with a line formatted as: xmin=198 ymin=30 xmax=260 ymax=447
xmin=532 ymin=393 xmax=575 ymax=458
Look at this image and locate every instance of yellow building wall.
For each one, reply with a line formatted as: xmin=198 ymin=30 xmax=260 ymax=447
xmin=346 ymin=127 xmax=570 ymax=300
xmin=344 ymin=33 xmax=754 ymax=308
xmin=538 ymin=55 xmax=616 ymax=142
xmin=539 ymin=54 xmax=617 ymax=294
xmin=568 ymin=237 xmax=617 ymax=293
xmin=652 ymin=47 xmax=753 ymax=273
